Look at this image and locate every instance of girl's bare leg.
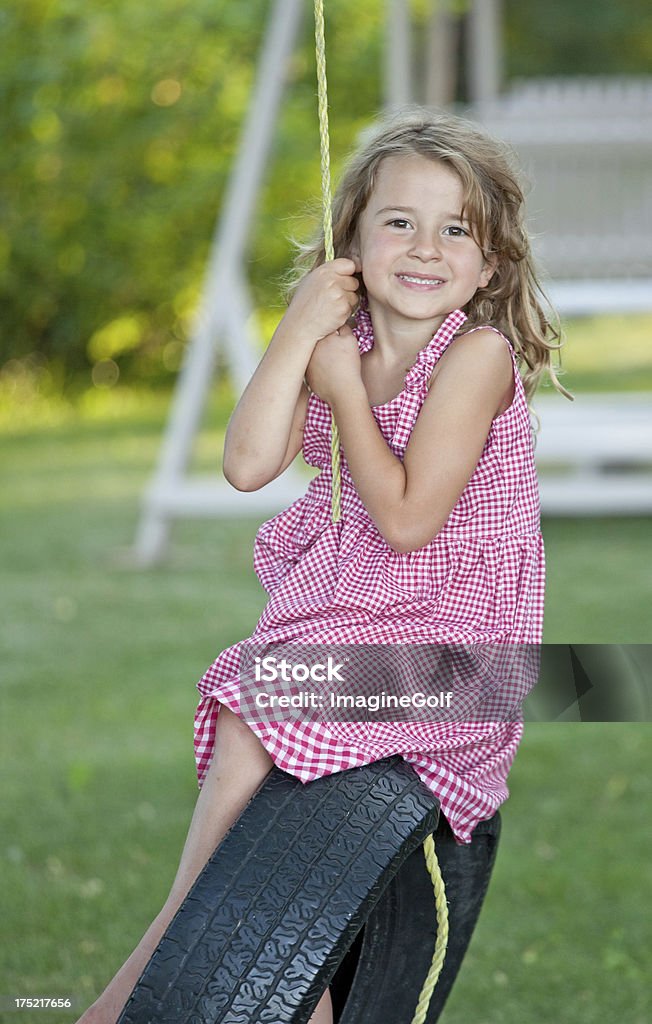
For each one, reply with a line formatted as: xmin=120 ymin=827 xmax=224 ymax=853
xmin=308 ymin=988 xmax=333 ymax=1023
xmin=75 ymin=706 xmax=326 ymax=1024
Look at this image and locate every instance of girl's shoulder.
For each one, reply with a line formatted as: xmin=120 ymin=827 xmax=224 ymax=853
xmin=455 ymin=323 xmax=515 ymax=354
xmin=427 ymin=324 xmax=518 ymax=420
xmin=429 ymin=323 xmax=516 ymax=383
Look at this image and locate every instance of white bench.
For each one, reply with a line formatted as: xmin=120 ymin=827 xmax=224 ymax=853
xmin=472 ymin=77 xmax=652 ymax=315
xmin=535 ymin=393 xmax=652 ymax=514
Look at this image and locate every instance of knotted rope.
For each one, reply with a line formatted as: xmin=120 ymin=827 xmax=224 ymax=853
xmin=311 ymin=3 xmax=449 ymax=1020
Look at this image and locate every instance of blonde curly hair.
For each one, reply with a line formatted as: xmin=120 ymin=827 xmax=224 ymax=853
xmin=290 ymin=107 xmax=570 ymax=402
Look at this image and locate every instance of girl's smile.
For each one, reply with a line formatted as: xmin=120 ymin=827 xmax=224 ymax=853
xmin=353 ymin=154 xmax=496 ymax=345
xmin=395 ymin=273 xmax=445 ymax=289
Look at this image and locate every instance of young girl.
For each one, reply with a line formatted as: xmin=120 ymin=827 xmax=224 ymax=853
xmin=78 ymin=108 xmax=566 ymax=1024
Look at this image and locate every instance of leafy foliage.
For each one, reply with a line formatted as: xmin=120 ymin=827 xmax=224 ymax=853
xmin=0 ymin=0 xmax=382 ymax=388
xmin=1 ymin=0 xmax=650 ymax=390
xmin=505 ymin=0 xmax=652 ymax=78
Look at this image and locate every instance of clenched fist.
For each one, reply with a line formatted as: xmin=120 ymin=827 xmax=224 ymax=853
xmin=285 ymin=258 xmax=360 ymax=345
xmin=305 ymin=325 xmax=362 ymax=405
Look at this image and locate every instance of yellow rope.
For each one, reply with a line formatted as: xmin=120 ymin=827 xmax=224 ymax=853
xmin=312 ymin=5 xmax=447 ymax=1019
xmin=313 ymin=0 xmax=341 ymax=523
xmin=410 ymin=834 xmax=450 ymax=1023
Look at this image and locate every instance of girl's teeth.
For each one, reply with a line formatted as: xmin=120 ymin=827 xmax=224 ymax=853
xmin=400 ymin=275 xmax=442 ymax=284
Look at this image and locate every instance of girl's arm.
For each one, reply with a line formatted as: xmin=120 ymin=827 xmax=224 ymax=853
xmin=223 ymin=260 xmax=359 ymax=491
xmin=307 ymin=327 xmax=514 ymax=552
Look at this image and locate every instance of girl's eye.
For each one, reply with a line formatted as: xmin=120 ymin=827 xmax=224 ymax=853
xmin=444 ymin=225 xmax=469 ymax=238
xmin=388 ymin=218 xmax=412 ymax=229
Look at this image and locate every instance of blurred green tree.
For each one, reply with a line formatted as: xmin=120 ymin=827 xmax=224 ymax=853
xmin=1 ymin=0 xmax=650 ymax=389
xmin=0 ymin=0 xmax=383 ymax=389
xmin=505 ymin=0 xmax=652 ymax=78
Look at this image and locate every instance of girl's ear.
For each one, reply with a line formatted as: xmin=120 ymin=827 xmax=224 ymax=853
xmin=348 ymin=246 xmax=362 ymax=274
xmin=347 ymin=229 xmax=362 ymax=271
xmin=479 ymin=253 xmax=498 ymax=287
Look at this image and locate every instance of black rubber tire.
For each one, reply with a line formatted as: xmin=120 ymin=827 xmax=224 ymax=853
xmin=117 ymin=756 xmax=440 ymax=1024
xmin=330 ymin=810 xmax=501 ymax=1023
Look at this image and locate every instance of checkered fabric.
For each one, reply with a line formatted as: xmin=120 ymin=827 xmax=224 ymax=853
xmin=195 ymin=308 xmax=545 ymax=844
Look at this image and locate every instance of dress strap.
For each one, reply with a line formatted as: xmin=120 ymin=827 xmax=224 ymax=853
xmin=402 ymin=309 xmax=468 ymax=387
xmin=391 ymin=309 xmax=467 ymax=449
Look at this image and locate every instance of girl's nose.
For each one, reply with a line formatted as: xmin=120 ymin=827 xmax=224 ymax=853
xmin=408 ymin=232 xmax=442 ymax=261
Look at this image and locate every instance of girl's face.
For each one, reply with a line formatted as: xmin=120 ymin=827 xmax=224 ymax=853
xmin=352 ymin=154 xmax=495 ymax=338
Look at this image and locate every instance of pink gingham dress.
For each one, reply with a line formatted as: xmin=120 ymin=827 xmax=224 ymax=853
xmin=194 ymin=307 xmax=545 ymax=843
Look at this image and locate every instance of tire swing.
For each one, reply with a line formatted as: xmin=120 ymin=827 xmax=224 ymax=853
xmin=116 ymin=755 xmax=501 ymax=1024
xmin=119 ymin=5 xmax=500 ymax=1021
xmin=118 ymin=758 xmax=442 ymax=1024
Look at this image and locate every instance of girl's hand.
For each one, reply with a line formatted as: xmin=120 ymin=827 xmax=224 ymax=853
xmin=305 ymin=325 xmax=362 ymax=405
xmin=284 ymin=258 xmax=360 ymax=345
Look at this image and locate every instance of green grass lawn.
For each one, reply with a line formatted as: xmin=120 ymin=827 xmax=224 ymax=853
xmin=1 ymin=387 xmax=650 ymax=1023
